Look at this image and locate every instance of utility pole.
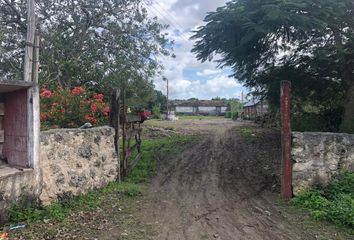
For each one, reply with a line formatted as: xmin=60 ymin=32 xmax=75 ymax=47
xmin=163 ymin=77 xmax=169 ymax=115
xmin=24 ymin=0 xmax=36 ymax=82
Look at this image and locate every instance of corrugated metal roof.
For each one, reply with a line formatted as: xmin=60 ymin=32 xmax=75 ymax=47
xmin=243 ymin=101 xmax=259 ymax=107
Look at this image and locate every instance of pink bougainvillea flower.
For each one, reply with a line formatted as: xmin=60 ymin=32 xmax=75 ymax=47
xmin=94 ymin=93 xmax=104 ymax=101
xmin=103 ymin=106 xmax=110 ymax=116
xmin=84 ymin=114 xmax=97 ymax=125
xmin=90 ymin=103 xmax=98 ymax=113
xmin=71 ymin=86 xmax=83 ymax=96
xmin=40 ymin=88 xmax=53 ymax=98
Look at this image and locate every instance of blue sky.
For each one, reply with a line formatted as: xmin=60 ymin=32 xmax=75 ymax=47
xmin=144 ymin=0 xmax=248 ymax=100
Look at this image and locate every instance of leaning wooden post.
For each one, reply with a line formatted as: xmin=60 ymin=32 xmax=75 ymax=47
xmin=110 ymin=88 xmax=121 ymax=181
xmin=122 ymin=89 xmax=127 ymax=178
xmin=281 ymin=80 xmax=292 ymax=200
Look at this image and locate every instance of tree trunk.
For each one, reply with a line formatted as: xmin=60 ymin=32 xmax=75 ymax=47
xmin=340 ymin=70 xmax=354 ymax=133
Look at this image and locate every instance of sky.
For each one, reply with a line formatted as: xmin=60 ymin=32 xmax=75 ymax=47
xmin=144 ymin=0 xmax=247 ymax=100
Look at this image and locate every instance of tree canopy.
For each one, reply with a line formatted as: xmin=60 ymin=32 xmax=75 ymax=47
xmin=0 ymin=0 xmax=173 ymax=108
xmin=192 ymin=0 xmax=354 ymax=132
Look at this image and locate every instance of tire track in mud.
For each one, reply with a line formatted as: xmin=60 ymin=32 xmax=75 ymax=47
xmin=144 ymin=121 xmax=351 ymax=240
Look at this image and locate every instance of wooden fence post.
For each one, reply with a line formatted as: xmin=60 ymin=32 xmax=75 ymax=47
xmin=122 ymin=89 xmax=127 ymax=178
xmin=281 ymin=80 xmax=292 ymax=200
xmin=110 ymin=88 xmax=121 ymax=181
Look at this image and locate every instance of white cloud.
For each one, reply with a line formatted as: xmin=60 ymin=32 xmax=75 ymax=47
xmin=196 ymin=69 xmax=223 ymax=77
xmin=144 ymin=0 xmax=247 ymax=99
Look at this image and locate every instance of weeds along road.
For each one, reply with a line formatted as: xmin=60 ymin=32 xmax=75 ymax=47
xmin=143 ymin=118 xmax=351 ymax=240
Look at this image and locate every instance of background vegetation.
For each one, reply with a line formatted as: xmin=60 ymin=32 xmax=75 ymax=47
xmin=192 ymin=0 xmax=354 ymax=133
xmin=0 ymin=0 xmax=173 ymax=110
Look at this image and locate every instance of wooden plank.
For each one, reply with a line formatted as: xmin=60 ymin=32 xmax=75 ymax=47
xmin=122 ymin=90 xmax=127 ymax=177
xmin=3 ymin=89 xmax=28 ymax=167
xmin=127 ymin=143 xmax=139 ymax=154
xmin=109 ymin=88 xmax=120 ymax=181
xmin=127 ymin=153 xmax=142 ymax=174
xmin=0 ymin=103 xmax=4 ymax=115
xmin=126 ymin=114 xmax=142 ymax=123
xmin=0 ymin=130 xmax=4 ymax=143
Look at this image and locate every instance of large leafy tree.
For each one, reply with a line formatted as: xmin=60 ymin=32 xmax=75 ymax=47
xmin=192 ymin=0 xmax=354 ymax=132
xmin=0 ymin=0 xmax=172 ymax=108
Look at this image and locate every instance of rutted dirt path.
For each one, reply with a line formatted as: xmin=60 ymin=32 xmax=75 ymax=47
xmin=144 ymin=119 xmax=350 ymax=240
xmin=7 ymin=119 xmax=352 ymax=239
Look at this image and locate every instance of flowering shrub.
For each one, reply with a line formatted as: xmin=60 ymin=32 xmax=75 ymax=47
xmin=40 ymin=86 xmax=110 ymax=129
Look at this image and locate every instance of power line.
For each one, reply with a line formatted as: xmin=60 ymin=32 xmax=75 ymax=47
xmin=149 ymin=2 xmax=192 ymax=40
xmin=142 ymin=1 xmax=190 ymax=42
xmin=143 ymin=2 xmax=189 ymax=41
xmin=151 ymin=0 xmax=193 ymax=39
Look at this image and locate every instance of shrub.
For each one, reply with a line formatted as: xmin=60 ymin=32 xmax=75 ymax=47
xmin=40 ymin=86 xmax=110 ymax=128
xmin=231 ymin=112 xmax=239 ymax=120
xmin=290 ymin=172 xmax=354 ymax=231
xmin=152 ymin=104 xmax=161 ymax=119
xmin=225 ymin=112 xmax=232 ymax=118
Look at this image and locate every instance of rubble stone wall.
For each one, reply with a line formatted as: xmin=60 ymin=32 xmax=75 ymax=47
xmin=292 ymin=132 xmax=354 ymax=195
xmin=40 ymin=127 xmax=118 ymax=204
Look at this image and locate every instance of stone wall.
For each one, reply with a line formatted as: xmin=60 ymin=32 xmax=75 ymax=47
xmin=40 ymin=127 xmax=118 ymax=204
xmin=292 ymin=132 xmax=354 ymax=195
xmin=0 ymin=168 xmax=42 ymax=223
xmin=0 ymin=126 xmax=118 ymax=222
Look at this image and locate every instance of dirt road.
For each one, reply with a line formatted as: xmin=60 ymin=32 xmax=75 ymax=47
xmin=144 ymin=118 xmax=349 ymax=240
xmin=8 ymin=118 xmax=351 ymax=240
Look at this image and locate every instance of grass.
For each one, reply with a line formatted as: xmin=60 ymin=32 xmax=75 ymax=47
xmin=177 ymin=115 xmax=222 ymax=120
xmin=290 ymin=172 xmax=354 ymax=233
xmin=126 ymin=134 xmax=198 ymax=183
xmin=236 ymin=127 xmax=257 ymax=142
xmin=5 ymin=134 xmax=198 ymax=226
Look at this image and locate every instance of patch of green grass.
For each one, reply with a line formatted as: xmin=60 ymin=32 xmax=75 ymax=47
xmin=8 ymin=190 xmax=101 ymax=223
xmin=236 ymin=127 xmax=256 ymax=142
xmin=290 ymin=172 xmax=354 ymax=233
xmin=126 ymin=135 xmax=199 ymax=183
xmin=102 ymin=182 xmax=143 ymax=197
xmin=7 ymin=134 xmax=199 ymax=226
xmin=177 ymin=115 xmax=222 ymax=120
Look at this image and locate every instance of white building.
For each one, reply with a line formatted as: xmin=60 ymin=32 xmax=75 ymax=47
xmin=173 ymin=100 xmax=228 ymax=116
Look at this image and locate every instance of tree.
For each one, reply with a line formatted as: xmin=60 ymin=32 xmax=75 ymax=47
xmin=1 ymin=0 xmax=172 ymax=107
xmin=228 ymin=99 xmax=242 ymax=114
xmin=147 ymin=90 xmax=167 ymax=112
xmin=192 ymin=0 xmax=354 ymax=132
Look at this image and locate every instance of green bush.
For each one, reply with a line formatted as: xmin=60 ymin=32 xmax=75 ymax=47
xmin=231 ymin=112 xmax=239 ymax=120
xmin=290 ymin=172 xmax=354 ymax=231
xmin=152 ymin=104 xmax=161 ymax=119
xmin=292 ymin=107 xmax=343 ymax=132
xmin=225 ymin=112 xmax=232 ymax=118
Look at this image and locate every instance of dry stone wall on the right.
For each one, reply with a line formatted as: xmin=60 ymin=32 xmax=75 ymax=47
xmin=292 ymin=132 xmax=354 ymax=195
